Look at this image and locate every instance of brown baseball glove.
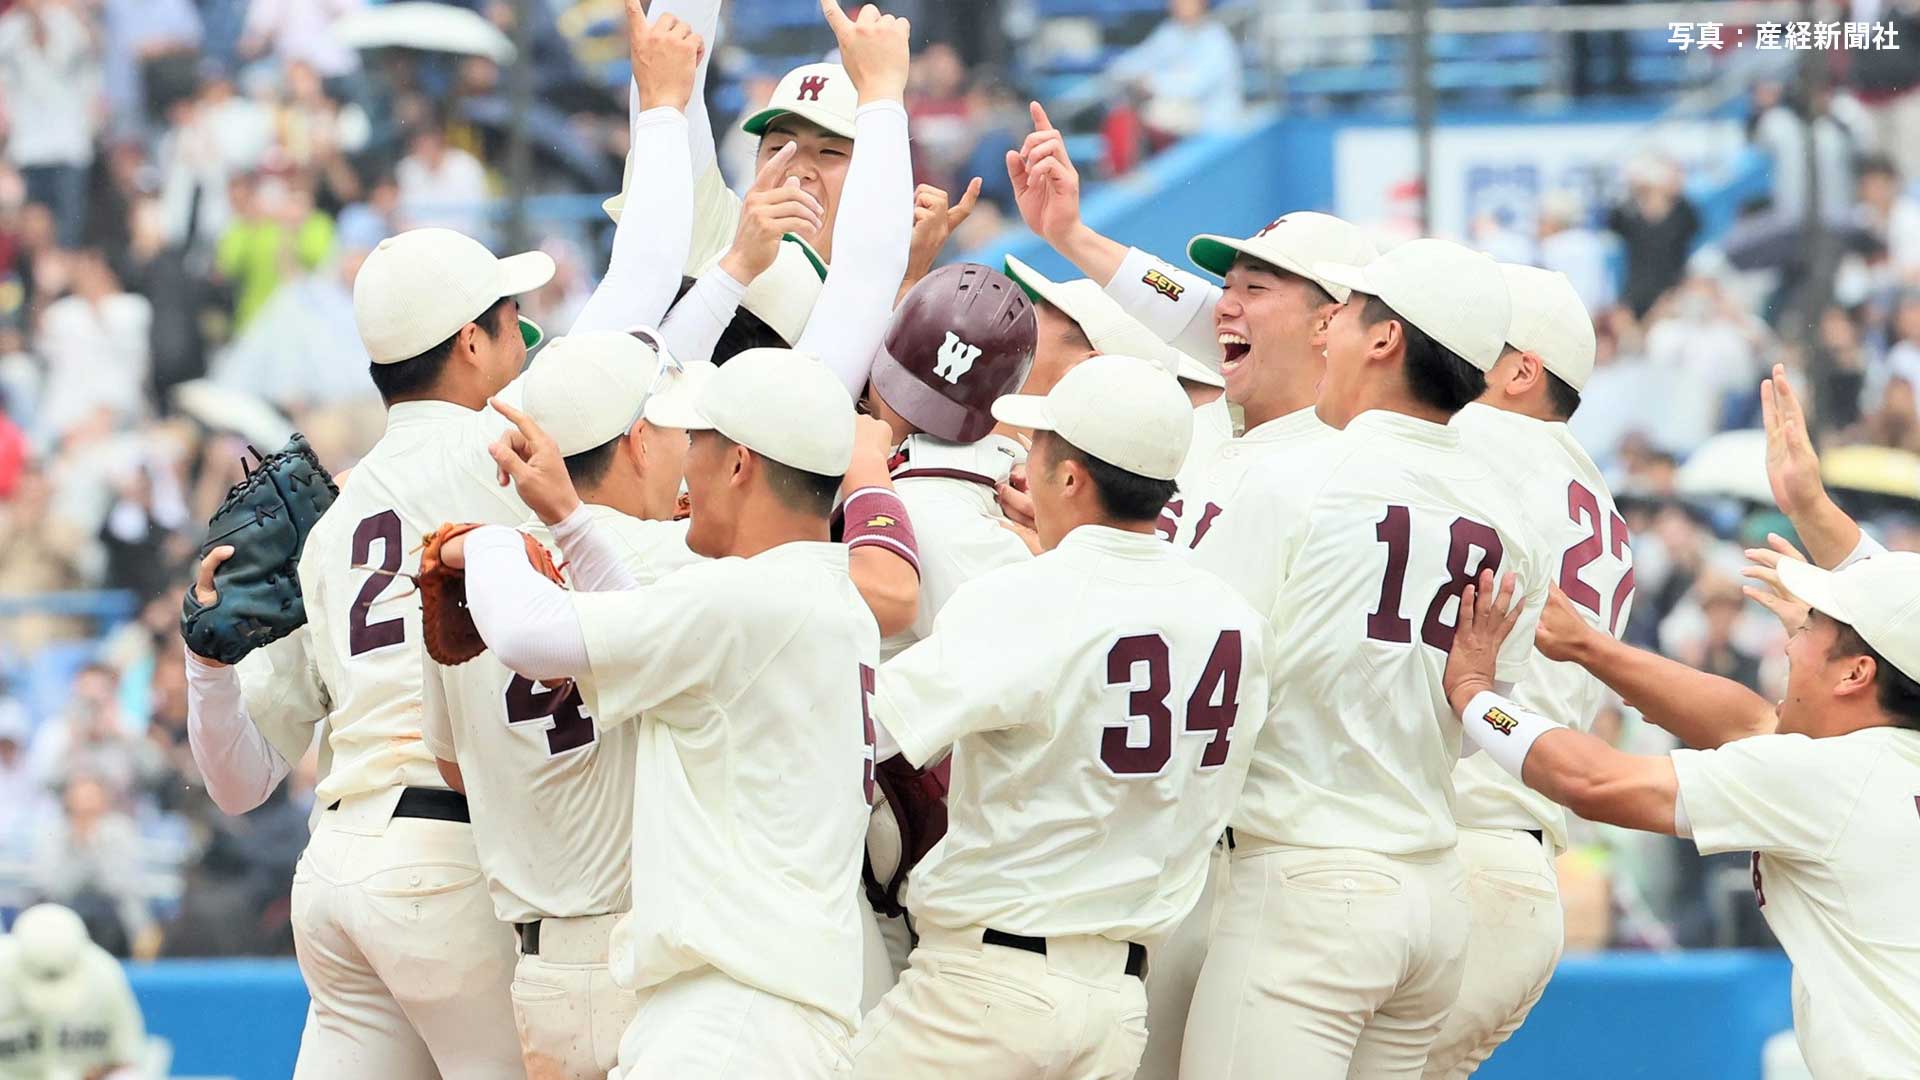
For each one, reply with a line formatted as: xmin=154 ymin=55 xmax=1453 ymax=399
xmin=419 ymin=523 xmax=566 ymax=666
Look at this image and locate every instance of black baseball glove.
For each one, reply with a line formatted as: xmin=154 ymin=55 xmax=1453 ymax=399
xmin=180 ymin=434 xmax=339 ymax=664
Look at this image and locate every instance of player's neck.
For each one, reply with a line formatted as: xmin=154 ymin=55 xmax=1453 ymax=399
xmin=729 ymin=504 xmax=832 ymax=558
xmin=1476 ymin=390 xmax=1559 ymax=424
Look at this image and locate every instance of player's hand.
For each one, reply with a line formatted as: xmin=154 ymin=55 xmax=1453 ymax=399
xmin=721 ymin=144 xmax=823 ymax=281
xmin=905 ymin=179 xmax=983 ymax=284
xmin=1006 ymin=102 xmax=1081 ymax=247
xmin=822 ymin=0 xmax=909 ymax=105
xmin=1443 ymin=570 xmax=1522 ymax=716
xmin=1741 ymin=533 xmax=1813 ymax=631
xmin=997 ymin=516 xmax=1042 ymax=556
xmin=1532 ymin=585 xmax=1599 ymax=664
xmin=1762 ymin=363 xmax=1826 ymax=520
xmin=187 ymin=545 xmax=236 ymax=667
xmin=487 ymin=397 xmax=583 ymax=527
xmin=629 ymin=1 xmax=705 ymax=112
xmin=842 ymin=414 xmax=900 ymax=494
xmin=996 ymin=463 xmax=1036 ymax=530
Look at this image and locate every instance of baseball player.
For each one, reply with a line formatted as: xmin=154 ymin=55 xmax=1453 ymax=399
xmin=1002 ymin=104 xmax=1377 ymax=550
xmin=1001 ymin=254 xmax=1223 ymax=406
xmin=183 ymin=226 xmax=560 ymax=1079
xmin=1183 ymin=239 xmax=1550 ymax=1079
xmin=0 ymin=905 xmax=148 ymax=1080
xmin=417 ymin=332 xmax=708 ymax=1080
xmin=442 ymin=348 xmax=876 ymax=1078
xmin=1445 ymin=535 xmax=1920 ymax=1077
xmin=1424 ymin=265 xmax=1633 ymax=1078
xmin=851 ymin=355 xmax=1272 ymax=1080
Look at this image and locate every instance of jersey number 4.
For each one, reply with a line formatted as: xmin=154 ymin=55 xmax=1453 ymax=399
xmin=504 ymin=676 xmax=597 ymax=756
xmin=1100 ymin=631 xmax=1243 ymax=777
xmin=1365 ymin=506 xmax=1503 ymax=651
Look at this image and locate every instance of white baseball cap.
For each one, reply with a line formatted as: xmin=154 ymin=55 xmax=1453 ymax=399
xmin=1500 ymin=263 xmax=1597 ymax=392
xmin=12 ymin=904 xmax=91 ymax=1016
xmin=741 ymin=63 xmax=859 ymax=140
xmin=696 ymin=235 xmax=827 ymax=347
xmin=674 ymin=347 xmax=855 ymax=476
xmin=992 ymin=354 xmax=1194 ymax=481
xmin=1003 ymin=255 xmax=1223 ymax=389
xmin=1314 ymin=238 xmax=1513 ymax=373
xmin=1187 ymin=212 xmax=1379 ymax=302
xmin=520 ymin=332 xmax=715 ymax=456
xmin=1777 ymin=552 xmax=1920 ymax=685
xmin=354 ymin=229 xmax=555 ymax=365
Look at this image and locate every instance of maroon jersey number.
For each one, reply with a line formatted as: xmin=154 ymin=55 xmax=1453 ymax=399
xmin=1559 ymin=481 xmax=1636 ymax=635
xmin=503 ymin=675 xmax=596 ymax=756
xmin=859 ymin=663 xmax=877 ymax=805
xmin=1366 ymin=506 xmax=1503 ymax=651
xmin=348 ymin=510 xmax=406 ymax=656
xmin=1100 ymin=631 xmax=1244 ymax=776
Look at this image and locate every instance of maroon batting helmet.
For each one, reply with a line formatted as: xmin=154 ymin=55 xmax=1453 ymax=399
xmin=869 ymin=263 xmax=1036 ymax=443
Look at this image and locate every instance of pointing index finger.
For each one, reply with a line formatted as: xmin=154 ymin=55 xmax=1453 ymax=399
xmin=819 ymin=0 xmax=852 ymax=32
xmin=488 ymin=396 xmax=546 ymax=446
xmin=753 ymin=142 xmax=798 ymax=191
xmin=1029 ymin=100 xmax=1052 ymax=133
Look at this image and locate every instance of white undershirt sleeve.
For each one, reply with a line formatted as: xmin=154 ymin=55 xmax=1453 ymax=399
xmin=1673 ymin=788 xmax=1693 ymax=838
xmin=550 ymin=504 xmax=641 ymax=592
xmin=571 ymin=106 xmax=693 ymax=335
xmin=660 ymin=265 xmax=747 ymax=365
xmin=1104 ymin=245 xmax=1225 ymax=365
xmin=649 ymin=0 xmax=721 ymax=176
xmin=465 ymin=526 xmax=592 ymax=682
xmin=796 ymin=101 xmax=912 ymax=399
xmin=185 ymin=654 xmax=291 ymax=816
xmin=1837 ymin=531 xmax=1887 ymax=569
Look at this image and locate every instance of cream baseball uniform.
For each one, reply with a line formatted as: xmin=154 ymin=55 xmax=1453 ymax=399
xmin=852 ymin=525 xmax=1271 ymax=1079
xmin=421 ymin=507 xmax=700 ymax=1079
xmin=1185 ymin=411 xmax=1549 ymax=1080
xmin=1158 ymin=404 xmax=1332 ymax=549
xmin=0 ymin=939 xmax=145 ymax=1080
xmin=1671 ymin=728 xmax=1920 ymax=1077
xmin=882 ymin=433 xmax=1030 ymax=657
xmin=1426 ymin=403 xmax=1634 ymax=1079
xmin=567 ymin=541 xmax=876 ymax=1078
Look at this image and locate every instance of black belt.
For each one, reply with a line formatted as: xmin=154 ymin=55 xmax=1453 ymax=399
xmin=1527 ymin=829 xmax=1545 ymax=846
xmin=982 ymin=928 xmax=1146 ymax=980
xmin=516 ymin=920 xmax=541 ymax=955
xmin=324 ymin=787 xmax=470 ymax=823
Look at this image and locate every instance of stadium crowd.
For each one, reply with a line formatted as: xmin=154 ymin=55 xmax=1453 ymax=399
xmin=0 ymin=0 xmax=1917 ymax=968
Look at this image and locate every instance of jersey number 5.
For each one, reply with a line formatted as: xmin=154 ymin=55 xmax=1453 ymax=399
xmin=1365 ymin=506 xmax=1504 ymax=651
xmin=1100 ymin=631 xmax=1243 ymax=777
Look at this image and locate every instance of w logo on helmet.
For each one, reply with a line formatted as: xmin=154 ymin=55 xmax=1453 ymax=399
xmin=933 ymin=332 xmax=983 ymax=384
xmin=797 ymin=75 xmax=830 ymax=101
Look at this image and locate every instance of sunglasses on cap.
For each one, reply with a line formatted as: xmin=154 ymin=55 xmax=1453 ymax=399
xmin=624 ymin=326 xmax=686 ymax=429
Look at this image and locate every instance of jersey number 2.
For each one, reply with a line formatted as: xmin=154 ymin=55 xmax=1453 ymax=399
xmin=349 ymin=510 xmax=405 ymax=655
xmin=1560 ymin=481 xmax=1634 ymax=635
xmin=1100 ymin=631 xmax=1243 ymax=776
xmin=1365 ymin=506 xmax=1504 ymax=651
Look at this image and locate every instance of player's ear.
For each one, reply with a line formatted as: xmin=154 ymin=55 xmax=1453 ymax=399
xmin=624 ymin=422 xmax=648 ymax=473
xmin=1835 ymin=652 xmax=1878 ymax=700
xmin=1369 ymin=317 xmax=1400 ymax=364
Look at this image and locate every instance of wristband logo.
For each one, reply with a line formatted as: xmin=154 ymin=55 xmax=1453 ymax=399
xmin=1143 ymin=268 xmax=1185 ymax=302
xmin=865 ymin=514 xmax=898 ymax=529
xmin=1483 ymin=707 xmax=1518 ymax=736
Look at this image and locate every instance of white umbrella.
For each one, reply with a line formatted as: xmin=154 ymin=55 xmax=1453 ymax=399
xmin=333 ymin=3 xmax=517 ymax=64
xmin=1675 ymin=429 xmax=1774 ymax=505
xmin=172 ymin=380 xmax=296 ymax=450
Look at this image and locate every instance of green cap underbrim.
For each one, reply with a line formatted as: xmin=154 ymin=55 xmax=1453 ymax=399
xmin=1187 ymin=236 xmax=1237 ymax=277
xmin=520 ymin=316 xmax=544 ymax=350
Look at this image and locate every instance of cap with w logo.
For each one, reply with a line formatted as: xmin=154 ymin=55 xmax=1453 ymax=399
xmin=743 ymin=62 xmax=859 ymax=140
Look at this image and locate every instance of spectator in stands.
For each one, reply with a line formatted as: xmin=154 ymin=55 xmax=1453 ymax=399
xmin=1608 ymin=156 xmax=1700 ymax=318
xmin=335 ymin=172 xmax=402 ymax=253
xmin=396 ymin=121 xmax=490 ymax=239
xmin=1813 ymin=304 xmax=1869 ymax=432
xmin=98 ymin=455 xmax=190 ymax=600
xmin=0 ymin=701 xmax=47 ymax=855
xmin=238 ymin=0 xmax=364 ymax=85
xmin=210 ymin=244 xmax=374 ymax=411
xmin=1641 ymin=272 xmax=1764 ymax=452
xmin=0 ymin=0 xmax=102 ymax=248
xmin=97 ymin=0 xmax=203 ymax=131
xmin=27 ymin=662 xmax=163 ymax=803
xmin=906 ymin=44 xmax=977 ymax=194
xmin=0 ymin=386 xmax=24 ymax=498
xmin=1855 ymin=155 xmax=1920 ymax=285
xmin=1671 ymin=574 xmax=1766 ymax=691
xmin=1848 ymin=0 xmax=1920 ymax=184
xmin=1749 ymin=77 xmax=1856 ymax=227
xmin=1569 ymin=305 xmax=1648 ymax=466
xmin=31 ymin=772 xmax=156 ymax=958
xmin=215 ymin=171 xmax=335 ymax=332
xmin=1106 ymin=0 xmax=1243 ymax=151
xmin=1858 ymin=375 xmax=1920 ymax=453
xmin=33 ymin=249 xmax=152 ymax=442
xmin=0 ymin=466 xmax=90 ymax=654
xmin=1537 ymin=190 xmax=1617 ymax=315
xmin=1879 ymin=291 xmax=1920 ymax=406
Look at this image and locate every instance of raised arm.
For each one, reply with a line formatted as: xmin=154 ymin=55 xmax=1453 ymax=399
xmin=1008 ymin=101 xmax=1222 ymax=361
xmin=841 ymin=415 xmax=919 ymax=636
xmin=649 ymin=0 xmax=722 ymax=176
xmin=181 ymin=547 xmax=306 ymax=815
xmin=795 ymin=0 xmax=913 ymax=398
xmin=1762 ymin=363 xmax=1865 ymax=568
xmin=571 ymin=3 xmax=701 ymax=335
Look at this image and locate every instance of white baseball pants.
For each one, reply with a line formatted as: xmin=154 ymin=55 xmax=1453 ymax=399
xmin=511 ymin=912 xmax=641 ymax=1080
xmin=289 ymin=791 xmax=523 ymax=1080
xmin=1180 ymin=839 xmax=1470 ymax=1080
xmin=852 ymin=925 xmax=1149 ymax=1079
xmin=612 ymin=967 xmax=852 ymax=1079
xmin=1422 ymin=827 xmax=1563 ymax=1079
xmin=1137 ymin=838 xmax=1228 ymax=1080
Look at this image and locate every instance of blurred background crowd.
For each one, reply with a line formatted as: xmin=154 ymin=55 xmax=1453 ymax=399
xmin=0 ymin=0 xmax=1917 ymax=966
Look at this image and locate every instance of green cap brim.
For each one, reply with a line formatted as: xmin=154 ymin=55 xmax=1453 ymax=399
xmin=1187 ymin=236 xmax=1237 ymax=277
xmin=1003 ymin=258 xmax=1044 ymax=303
xmin=520 ymin=316 xmax=544 ymax=350
xmin=783 ymin=235 xmax=828 ymax=280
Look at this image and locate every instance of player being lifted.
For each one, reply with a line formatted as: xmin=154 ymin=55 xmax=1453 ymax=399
xmin=854 ymin=355 xmax=1272 ymax=1079
xmin=1185 ymin=239 xmax=1551 ymax=1079
xmin=1424 ymin=265 xmax=1632 ymax=1078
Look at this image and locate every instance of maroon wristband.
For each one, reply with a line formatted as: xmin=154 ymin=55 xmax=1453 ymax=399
xmin=842 ymin=487 xmax=920 ymax=578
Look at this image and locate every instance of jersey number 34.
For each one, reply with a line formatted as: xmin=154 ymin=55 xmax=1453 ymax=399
xmin=1100 ymin=631 xmax=1243 ymax=777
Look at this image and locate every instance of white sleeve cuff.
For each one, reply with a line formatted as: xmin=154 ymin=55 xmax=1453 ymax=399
xmin=550 ymin=505 xmax=640 ymax=592
xmin=1459 ymin=690 xmax=1564 ymax=781
xmin=1837 ymin=530 xmax=1887 ymax=570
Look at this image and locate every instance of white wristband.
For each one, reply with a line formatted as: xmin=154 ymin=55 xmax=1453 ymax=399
xmin=1460 ymin=690 xmax=1564 ymax=781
